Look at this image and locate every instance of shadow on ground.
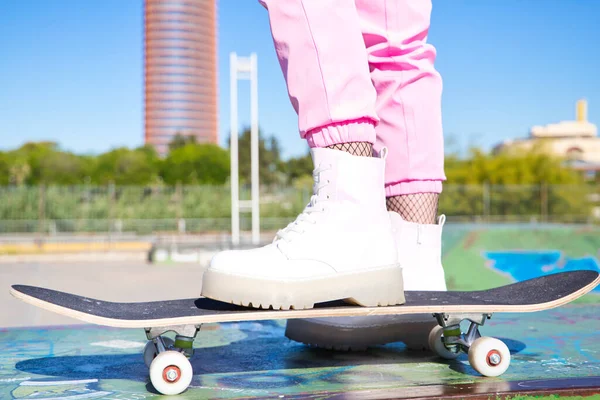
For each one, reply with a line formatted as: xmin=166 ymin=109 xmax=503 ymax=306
xmin=15 ymin=320 xmax=526 ymax=386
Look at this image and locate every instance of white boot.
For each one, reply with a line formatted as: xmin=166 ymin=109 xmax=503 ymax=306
xmin=201 ymin=147 xmax=404 ymax=310
xmin=284 ymin=212 xmax=447 ymax=350
xmin=390 ymin=212 xmax=447 ymax=292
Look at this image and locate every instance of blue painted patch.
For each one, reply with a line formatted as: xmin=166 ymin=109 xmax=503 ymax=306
xmin=484 ymin=250 xmax=600 ymax=293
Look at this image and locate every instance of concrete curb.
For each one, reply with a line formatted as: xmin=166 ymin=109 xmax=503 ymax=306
xmin=0 ymin=251 xmax=148 ymax=264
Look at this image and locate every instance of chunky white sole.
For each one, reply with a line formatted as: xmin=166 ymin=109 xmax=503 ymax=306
xmin=201 ymin=264 xmax=405 ymax=310
xmin=284 ymin=314 xmax=437 ymax=351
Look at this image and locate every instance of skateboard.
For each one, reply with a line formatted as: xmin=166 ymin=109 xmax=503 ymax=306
xmin=10 ymin=270 xmax=600 ymax=396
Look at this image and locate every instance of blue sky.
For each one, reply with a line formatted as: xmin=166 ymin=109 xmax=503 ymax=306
xmin=0 ymin=0 xmax=598 ymax=159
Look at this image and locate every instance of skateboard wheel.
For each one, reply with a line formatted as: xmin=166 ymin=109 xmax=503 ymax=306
xmin=428 ymin=326 xmax=460 ymax=360
xmin=143 ymin=337 xmax=175 ymax=368
xmin=149 ymin=351 xmax=193 ymax=396
xmin=468 ymin=337 xmax=510 ymax=377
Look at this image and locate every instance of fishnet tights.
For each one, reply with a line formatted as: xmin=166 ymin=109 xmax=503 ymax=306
xmin=387 ymin=193 xmax=439 ymax=224
xmin=327 ymin=142 xmax=373 ymax=157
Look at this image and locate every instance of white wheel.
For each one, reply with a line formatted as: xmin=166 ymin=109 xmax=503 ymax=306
xmin=149 ymin=351 xmax=193 ymax=396
xmin=143 ymin=337 xmax=175 ymax=368
xmin=428 ymin=325 xmax=460 ymax=360
xmin=468 ymin=337 xmax=510 ymax=377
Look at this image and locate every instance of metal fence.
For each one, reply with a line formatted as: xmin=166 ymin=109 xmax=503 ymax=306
xmin=0 ymin=184 xmax=598 ymax=236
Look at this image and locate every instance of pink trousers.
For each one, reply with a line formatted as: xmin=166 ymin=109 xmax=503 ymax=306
xmin=260 ymin=0 xmax=446 ymax=196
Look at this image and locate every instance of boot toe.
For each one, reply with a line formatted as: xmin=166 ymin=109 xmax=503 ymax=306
xmin=208 ymin=250 xmax=243 ymax=274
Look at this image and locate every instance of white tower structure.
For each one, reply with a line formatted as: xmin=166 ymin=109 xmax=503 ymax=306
xmin=230 ymin=53 xmax=260 ymax=246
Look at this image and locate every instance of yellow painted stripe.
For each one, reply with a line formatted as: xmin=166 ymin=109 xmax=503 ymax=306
xmin=0 ymin=242 xmax=151 ymax=255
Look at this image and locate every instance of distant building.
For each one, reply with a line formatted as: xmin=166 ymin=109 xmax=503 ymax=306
xmin=144 ymin=0 xmax=218 ymax=156
xmin=494 ymin=100 xmax=600 ymax=178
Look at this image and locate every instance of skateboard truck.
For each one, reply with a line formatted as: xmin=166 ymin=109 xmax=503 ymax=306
xmin=434 ymin=312 xmax=491 ymax=353
xmin=429 ymin=312 xmax=510 ymax=377
xmin=144 ymin=324 xmax=201 ymax=358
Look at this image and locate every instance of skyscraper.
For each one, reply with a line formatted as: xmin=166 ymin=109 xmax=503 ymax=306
xmin=144 ymin=0 xmax=218 ymax=155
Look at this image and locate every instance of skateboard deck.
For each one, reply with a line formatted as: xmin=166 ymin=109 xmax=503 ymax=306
xmin=10 ymin=270 xmax=600 ymax=328
xmin=9 ymin=270 xmax=600 ymax=395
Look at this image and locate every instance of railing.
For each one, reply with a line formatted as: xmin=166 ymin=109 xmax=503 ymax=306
xmin=0 ymin=184 xmax=598 ymax=236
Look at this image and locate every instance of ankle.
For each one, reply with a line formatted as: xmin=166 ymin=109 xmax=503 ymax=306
xmin=387 ymin=193 xmax=439 ymax=224
xmin=326 ymin=142 xmax=373 ymax=157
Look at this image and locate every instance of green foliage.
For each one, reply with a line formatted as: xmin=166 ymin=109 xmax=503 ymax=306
xmin=38 ymin=151 xmax=93 ymax=185
xmin=0 ymin=186 xmax=40 ymax=220
xmin=0 ymin=152 xmax=9 ymax=185
xmin=0 ymin=132 xmax=596 ymax=226
xmin=446 ymin=145 xmax=583 ymax=185
xmin=2 ymin=142 xmax=94 ymax=185
xmin=168 ymin=133 xmax=197 ymax=152
xmin=92 ymin=146 xmax=160 ymax=185
xmin=282 ymin=151 xmax=313 ymax=184
xmin=230 ymin=127 xmax=286 ymax=186
xmin=0 ymin=138 xmax=229 ymax=186
xmin=10 ymin=142 xmax=58 ymax=184
xmin=441 ymin=145 xmax=592 ymax=219
xmin=162 ymin=143 xmax=230 ymax=185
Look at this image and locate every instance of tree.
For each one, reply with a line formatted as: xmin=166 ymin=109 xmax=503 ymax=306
xmin=162 ymin=143 xmax=230 ymax=185
xmin=8 ymin=160 xmax=31 ymax=186
xmin=0 ymin=152 xmax=11 ymax=185
xmin=168 ymin=133 xmax=197 ymax=153
xmin=38 ymin=151 xmax=92 ymax=185
xmin=92 ymin=147 xmax=160 ymax=185
xmin=281 ymin=151 xmax=313 ymax=184
xmin=230 ymin=127 xmax=285 ymax=186
xmin=10 ymin=141 xmax=58 ymax=184
xmin=441 ymin=144 xmax=591 ymax=219
xmin=3 ymin=142 xmax=95 ymax=185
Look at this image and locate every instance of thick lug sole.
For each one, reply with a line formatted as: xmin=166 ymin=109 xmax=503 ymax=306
xmin=285 ymin=314 xmax=436 ymax=351
xmin=201 ymin=264 xmax=405 ymax=310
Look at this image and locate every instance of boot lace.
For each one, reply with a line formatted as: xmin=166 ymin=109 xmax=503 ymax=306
xmin=275 ymin=164 xmax=332 ymax=243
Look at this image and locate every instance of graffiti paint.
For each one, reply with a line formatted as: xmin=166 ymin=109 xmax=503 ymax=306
xmin=485 ymin=251 xmax=600 ymax=293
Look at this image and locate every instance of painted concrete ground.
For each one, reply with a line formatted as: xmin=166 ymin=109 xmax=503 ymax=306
xmin=2 ymin=225 xmax=600 ymax=398
xmin=441 ymin=225 xmax=600 ymax=300
xmin=1 ymin=304 xmax=599 ymax=399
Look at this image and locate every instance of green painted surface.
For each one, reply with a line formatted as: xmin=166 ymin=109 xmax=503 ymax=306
xmin=442 ymin=225 xmax=600 ymax=300
xmin=1 ymin=305 xmax=599 ymax=399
